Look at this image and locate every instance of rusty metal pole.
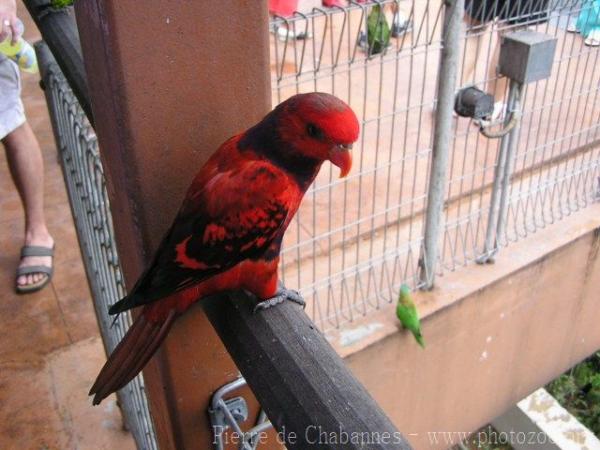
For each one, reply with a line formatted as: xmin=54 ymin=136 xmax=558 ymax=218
xmin=73 ymin=1 xmax=271 ymax=448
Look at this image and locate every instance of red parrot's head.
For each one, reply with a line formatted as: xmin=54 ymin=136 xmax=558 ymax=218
xmin=272 ymin=92 xmax=360 ymax=178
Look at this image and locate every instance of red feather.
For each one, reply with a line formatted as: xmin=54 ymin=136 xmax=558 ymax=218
xmin=90 ymin=93 xmax=359 ymax=404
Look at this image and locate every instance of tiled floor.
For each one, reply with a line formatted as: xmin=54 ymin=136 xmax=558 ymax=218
xmin=0 ymin=5 xmax=135 ymax=450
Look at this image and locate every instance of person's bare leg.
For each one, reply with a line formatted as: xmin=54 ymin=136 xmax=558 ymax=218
xmin=3 ymin=122 xmax=54 ymax=288
xmin=462 ymin=15 xmax=488 ymax=86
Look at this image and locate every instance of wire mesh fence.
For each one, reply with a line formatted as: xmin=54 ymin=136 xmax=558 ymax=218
xmin=443 ymin=0 xmax=600 ymax=270
xmin=36 ymin=43 xmax=158 ymax=450
xmin=270 ymin=0 xmax=600 ymax=332
xmin=272 ymin=1 xmax=447 ymax=332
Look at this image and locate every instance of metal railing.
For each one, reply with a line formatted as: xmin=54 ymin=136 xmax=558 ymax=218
xmin=443 ymin=0 xmax=600 ymax=271
xmin=271 ymin=0 xmax=600 ymax=332
xmin=36 ymin=43 xmax=158 ymax=450
xmin=273 ymin=0 xmax=446 ymax=331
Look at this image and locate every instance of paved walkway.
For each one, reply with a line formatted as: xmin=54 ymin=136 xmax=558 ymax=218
xmin=0 ymin=5 xmax=134 ymax=449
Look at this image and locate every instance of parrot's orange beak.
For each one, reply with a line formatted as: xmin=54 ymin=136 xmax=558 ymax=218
xmin=329 ymin=144 xmax=353 ymax=178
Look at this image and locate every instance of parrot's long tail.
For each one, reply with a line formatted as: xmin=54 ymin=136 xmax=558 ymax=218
xmin=89 ymin=308 xmax=177 ymax=405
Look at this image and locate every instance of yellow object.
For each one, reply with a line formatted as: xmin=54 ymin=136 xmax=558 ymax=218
xmin=0 ymin=36 xmax=20 ymax=56
xmin=0 ymin=20 xmax=38 ymax=74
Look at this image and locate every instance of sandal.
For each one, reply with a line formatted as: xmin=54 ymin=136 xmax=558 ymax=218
xmin=15 ymin=245 xmax=55 ymax=294
xmin=585 ymin=30 xmax=600 ymax=47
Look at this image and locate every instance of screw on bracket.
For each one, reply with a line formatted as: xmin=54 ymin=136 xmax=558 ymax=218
xmin=209 ymin=396 xmax=248 ymax=431
xmin=209 ymin=377 xmax=273 ymax=450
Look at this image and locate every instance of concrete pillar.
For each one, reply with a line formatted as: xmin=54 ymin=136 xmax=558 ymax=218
xmin=74 ymin=1 xmax=271 ymax=448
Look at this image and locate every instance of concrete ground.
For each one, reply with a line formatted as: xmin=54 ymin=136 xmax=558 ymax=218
xmin=0 ymin=5 xmax=135 ymax=450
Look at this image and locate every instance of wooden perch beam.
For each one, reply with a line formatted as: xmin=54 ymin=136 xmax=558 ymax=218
xmin=204 ymin=291 xmax=412 ymax=450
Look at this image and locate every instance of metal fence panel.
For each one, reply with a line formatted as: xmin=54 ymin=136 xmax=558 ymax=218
xmin=36 ymin=43 xmax=158 ymax=450
xmin=271 ymin=0 xmax=600 ymax=332
xmin=272 ymin=1 xmax=447 ymax=331
xmin=443 ymin=0 xmax=600 ymax=270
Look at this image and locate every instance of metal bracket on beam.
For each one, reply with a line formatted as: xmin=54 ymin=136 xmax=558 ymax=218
xmin=204 ymin=291 xmax=410 ymax=450
xmin=209 ymin=377 xmax=273 ymax=450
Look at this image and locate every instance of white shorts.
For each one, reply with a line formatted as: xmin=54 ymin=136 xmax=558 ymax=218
xmin=0 ymin=56 xmax=26 ymax=141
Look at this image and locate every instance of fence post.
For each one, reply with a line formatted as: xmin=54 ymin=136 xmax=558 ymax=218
xmin=35 ymin=41 xmax=159 ymax=449
xmin=419 ymin=0 xmax=464 ymax=289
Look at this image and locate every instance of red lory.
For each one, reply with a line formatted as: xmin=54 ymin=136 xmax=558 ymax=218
xmin=90 ymin=92 xmax=360 ymax=405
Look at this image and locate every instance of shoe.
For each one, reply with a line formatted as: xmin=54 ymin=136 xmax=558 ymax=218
xmin=276 ymin=26 xmax=312 ymax=41
xmin=584 ymin=30 xmax=600 ymax=47
xmin=566 ymin=22 xmax=578 ymax=33
xmin=391 ymin=12 xmax=412 ymax=38
xmin=322 ymin=0 xmax=347 ymax=7
xmin=357 ymin=31 xmax=368 ymax=51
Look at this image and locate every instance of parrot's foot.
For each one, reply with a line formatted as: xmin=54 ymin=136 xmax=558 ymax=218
xmin=253 ymin=288 xmax=305 ymax=313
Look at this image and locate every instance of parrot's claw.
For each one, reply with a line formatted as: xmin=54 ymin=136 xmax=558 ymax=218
xmin=253 ymin=288 xmax=306 ymax=313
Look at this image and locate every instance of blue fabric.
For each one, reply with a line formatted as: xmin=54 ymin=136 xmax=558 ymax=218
xmin=576 ymin=0 xmax=600 ymax=38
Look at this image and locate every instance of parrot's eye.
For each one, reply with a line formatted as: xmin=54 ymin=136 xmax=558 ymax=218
xmin=307 ymin=123 xmax=324 ymax=141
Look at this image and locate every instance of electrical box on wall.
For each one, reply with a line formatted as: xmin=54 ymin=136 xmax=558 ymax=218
xmin=499 ymin=30 xmax=558 ymax=84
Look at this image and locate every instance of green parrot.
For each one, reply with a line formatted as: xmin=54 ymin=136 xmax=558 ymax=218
xmin=396 ymin=284 xmax=425 ymax=348
xmin=367 ymin=4 xmax=391 ymax=56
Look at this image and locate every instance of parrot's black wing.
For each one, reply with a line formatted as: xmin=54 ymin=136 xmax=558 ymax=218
xmin=108 ymin=161 xmax=292 ymax=315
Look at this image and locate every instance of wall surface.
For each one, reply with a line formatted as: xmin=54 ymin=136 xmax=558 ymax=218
xmin=341 ymin=204 xmax=600 ymax=449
